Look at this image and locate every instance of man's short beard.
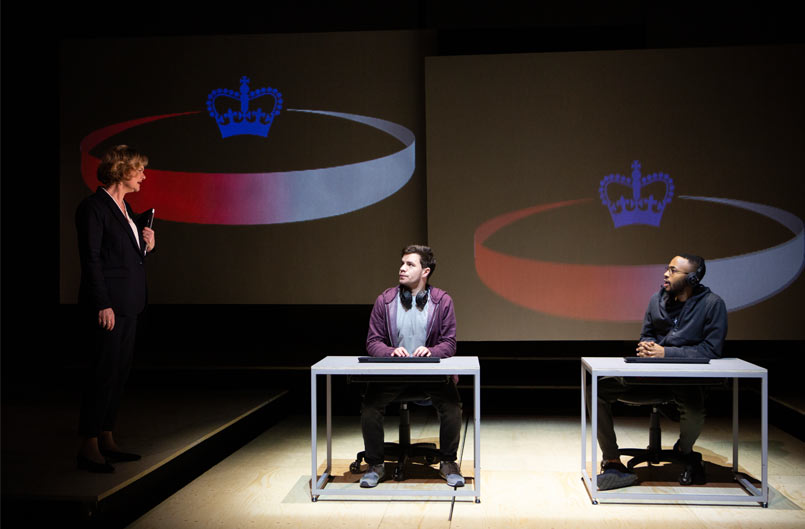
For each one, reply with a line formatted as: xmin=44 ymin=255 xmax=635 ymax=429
xmin=667 ymin=279 xmax=687 ymax=297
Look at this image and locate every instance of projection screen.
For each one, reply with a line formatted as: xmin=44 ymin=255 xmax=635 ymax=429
xmin=426 ymin=45 xmax=804 ymax=340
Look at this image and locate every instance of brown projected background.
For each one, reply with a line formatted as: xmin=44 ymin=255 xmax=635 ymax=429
xmin=59 ymin=31 xmax=434 ymax=304
xmin=426 ymin=45 xmax=805 ymax=340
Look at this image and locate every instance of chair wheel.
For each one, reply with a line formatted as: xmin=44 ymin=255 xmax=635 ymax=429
xmin=679 ymin=468 xmax=693 ymax=485
xmin=349 ymin=461 xmax=361 ymax=473
xmin=393 ymin=468 xmax=405 ymax=481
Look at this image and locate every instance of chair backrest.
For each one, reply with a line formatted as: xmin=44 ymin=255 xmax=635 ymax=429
xmin=617 ymin=377 xmax=728 ymax=407
xmin=617 ymin=392 xmax=674 ymax=406
xmin=346 ymin=374 xmax=450 ymax=406
xmin=395 ymin=389 xmax=433 ymax=407
xmin=346 ymin=375 xmax=451 ymax=385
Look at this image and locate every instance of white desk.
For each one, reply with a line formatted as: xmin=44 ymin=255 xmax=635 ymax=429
xmin=581 ymin=357 xmax=768 ymax=506
xmin=310 ymin=356 xmax=481 ymax=502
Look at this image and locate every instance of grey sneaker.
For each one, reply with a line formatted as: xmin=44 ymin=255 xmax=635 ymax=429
xmin=360 ymin=463 xmax=386 ymax=488
xmin=439 ymin=461 xmax=465 ymax=487
xmin=596 ymin=461 xmax=637 ymax=490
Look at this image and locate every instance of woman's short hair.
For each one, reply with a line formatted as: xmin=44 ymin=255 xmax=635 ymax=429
xmin=96 ymin=145 xmax=148 ymax=186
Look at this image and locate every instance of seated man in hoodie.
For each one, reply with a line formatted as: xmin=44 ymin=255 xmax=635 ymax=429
xmin=593 ymin=254 xmax=728 ymax=490
xmin=359 ymin=245 xmax=463 ymax=489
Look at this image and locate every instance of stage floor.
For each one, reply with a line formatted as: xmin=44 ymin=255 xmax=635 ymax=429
xmin=129 ymin=411 xmax=805 ymax=528
xmin=1 ymin=387 xmax=283 ymax=503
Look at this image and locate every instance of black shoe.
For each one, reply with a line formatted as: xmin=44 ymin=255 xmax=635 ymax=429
xmin=597 ymin=461 xmax=637 ymax=490
xmin=673 ymin=442 xmax=706 ymax=485
xmin=100 ymin=449 xmax=142 ymax=462
xmin=77 ymin=455 xmax=115 ymax=473
xmin=679 ymin=462 xmax=706 ymax=485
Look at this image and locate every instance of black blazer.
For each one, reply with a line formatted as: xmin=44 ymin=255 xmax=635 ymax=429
xmin=76 ymin=187 xmax=147 ymax=316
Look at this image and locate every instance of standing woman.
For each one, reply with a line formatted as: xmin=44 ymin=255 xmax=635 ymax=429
xmin=75 ymin=145 xmax=155 ymax=472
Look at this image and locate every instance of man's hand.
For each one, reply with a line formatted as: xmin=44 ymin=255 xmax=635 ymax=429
xmin=636 ymin=341 xmax=665 ymax=358
xmin=98 ymin=307 xmax=115 ymax=331
xmin=391 ymin=347 xmax=410 ymax=357
xmin=412 ymin=346 xmax=432 ymax=357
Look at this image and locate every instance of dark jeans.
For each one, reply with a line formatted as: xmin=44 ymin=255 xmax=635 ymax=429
xmin=360 ymin=380 xmax=462 ymax=465
xmin=78 ymin=313 xmax=137 ymax=437
xmin=588 ymin=376 xmax=706 ymax=461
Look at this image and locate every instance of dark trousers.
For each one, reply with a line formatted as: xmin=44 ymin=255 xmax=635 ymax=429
xmin=361 ymin=380 xmax=462 ymax=465
xmin=78 ymin=313 xmax=137 ymax=437
xmin=588 ymin=377 xmax=706 ymax=461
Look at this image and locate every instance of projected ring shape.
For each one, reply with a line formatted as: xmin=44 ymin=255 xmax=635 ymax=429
xmin=80 ymin=109 xmax=415 ymax=225
xmin=474 ymin=196 xmax=805 ymax=321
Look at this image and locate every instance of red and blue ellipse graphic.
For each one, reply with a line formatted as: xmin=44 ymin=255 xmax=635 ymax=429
xmin=80 ymin=110 xmax=416 ymax=225
xmin=474 ymin=197 xmax=804 ymax=321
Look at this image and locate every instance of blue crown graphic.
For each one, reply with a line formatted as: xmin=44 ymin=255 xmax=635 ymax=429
xmin=599 ymin=160 xmax=674 ymax=228
xmin=206 ymin=76 xmax=283 ymax=138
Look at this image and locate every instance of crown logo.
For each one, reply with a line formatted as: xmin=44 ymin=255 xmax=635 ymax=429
xmin=206 ymin=76 xmax=283 ymax=138
xmin=599 ymin=160 xmax=674 ymax=228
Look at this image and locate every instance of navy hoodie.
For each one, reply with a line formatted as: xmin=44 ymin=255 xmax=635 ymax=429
xmin=640 ymin=285 xmax=728 ymax=359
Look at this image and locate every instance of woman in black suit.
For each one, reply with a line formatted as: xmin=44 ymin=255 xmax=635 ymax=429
xmin=75 ymin=145 xmax=155 ymax=472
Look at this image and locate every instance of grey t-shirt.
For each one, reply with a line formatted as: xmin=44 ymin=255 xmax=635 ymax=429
xmin=395 ymin=292 xmax=429 ymax=354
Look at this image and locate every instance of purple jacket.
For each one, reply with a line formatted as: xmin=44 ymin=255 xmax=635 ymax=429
xmin=366 ymin=286 xmax=457 ymax=358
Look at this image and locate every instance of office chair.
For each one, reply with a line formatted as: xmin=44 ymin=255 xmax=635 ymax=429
xmin=617 ymin=388 xmax=708 ymax=485
xmin=348 ymin=376 xmax=449 ymax=481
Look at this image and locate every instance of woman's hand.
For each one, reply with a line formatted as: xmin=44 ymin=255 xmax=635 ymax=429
xmin=142 ymin=227 xmax=155 ymax=252
xmin=98 ymin=308 xmax=115 ymax=331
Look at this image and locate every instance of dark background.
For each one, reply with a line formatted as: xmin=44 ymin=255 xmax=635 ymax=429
xmin=2 ymin=2 xmax=804 ymax=428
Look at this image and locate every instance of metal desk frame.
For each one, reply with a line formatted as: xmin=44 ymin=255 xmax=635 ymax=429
xmin=310 ymin=356 xmax=481 ymax=502
xmin=581 ymin=357 xmax=768 ymax=507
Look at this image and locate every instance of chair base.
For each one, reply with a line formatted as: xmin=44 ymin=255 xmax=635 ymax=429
xmin=614 ymin=400 xmax=707 ymax=486
xmin=351 ymin=442 xmax=441 ymax=481
xmin=620 ymin=448 xmax=689 ymax=469
xmin=619 ymin=448 xmax=707 ymax=485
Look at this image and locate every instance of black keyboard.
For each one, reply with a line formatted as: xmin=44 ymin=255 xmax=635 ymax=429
xmin=358 ymin=356 xmax=440 ymax=363
xmin=624 ymin=357 xmax=710 ymax=364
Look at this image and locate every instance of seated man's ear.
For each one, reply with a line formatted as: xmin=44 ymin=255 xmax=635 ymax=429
xmin=423 ymin=267 xmax=430 ymax=278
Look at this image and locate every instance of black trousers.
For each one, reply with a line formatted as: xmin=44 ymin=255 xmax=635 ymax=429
xmin=360 ymin=380 xmax=462 ymax=465
xmin=78 ymin=313 xmax=137 ymax=438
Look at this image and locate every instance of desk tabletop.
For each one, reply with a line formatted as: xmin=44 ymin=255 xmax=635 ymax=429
xmin=582 ymin=357 xmax=766 ymax=378
xmin=311 ymin=355 xmax=480 ymax=375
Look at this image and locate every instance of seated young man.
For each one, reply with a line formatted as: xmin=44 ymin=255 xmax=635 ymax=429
xmin=592 ymin=254 xmax=727 ymax=490
xmin=359 ymin=245 xmax=464 ymax=488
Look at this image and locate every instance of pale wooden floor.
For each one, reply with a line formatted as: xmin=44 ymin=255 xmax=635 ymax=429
xmin=129 ymin=412 xmax=805 ymax=528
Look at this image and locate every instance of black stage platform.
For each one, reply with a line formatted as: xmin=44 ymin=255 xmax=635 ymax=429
xmin=1 ymin=386 xmax=288 ymax=527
